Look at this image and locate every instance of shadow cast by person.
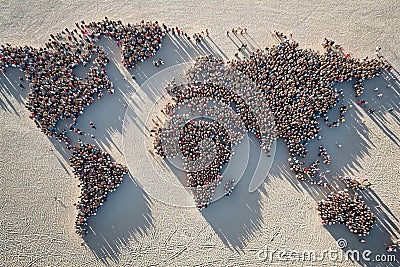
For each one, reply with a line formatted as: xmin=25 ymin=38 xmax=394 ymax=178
xmin=0 ymin=67 xmax=75 ymax=176
xmin=324 ymin=73 xmax=400 ymax=266
xmin=200 ymin=133 xmax=269 ymax=253
xmin=227 ymin=34 xmax=250 ymax=59
xmin=59 ymin=33 xmax=233 ymax=262
xmin=82 ymin=174 xmax=154 ymax=265
xmin=0 ymin=54 xmax=155 ymax=266
xmin=325 ymin=192 xmax=400 ymax=267
xmin=85 ymin=33 xmax=226 ymax=152
xmin=245 ymin=32 xmax=263 ymax=50
xmin=0 ymin=67 xmax=29 ymax=115
xmin=266 ymin=72 xmax=400 ymax=266
xmin=131 ymin=33 xmax=224 ymax=86
xmin=361 ymin=69 xmax=400 ymax=146
xmin=70 ymin=33 xmax=230 ymax=160
xmin=2 ymin=24 xmax=399 ymax=265
xmin=205 ymin=35 xmax=229 ymax=60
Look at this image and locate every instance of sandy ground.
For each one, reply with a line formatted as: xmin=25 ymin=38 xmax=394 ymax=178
xmin=0 ymin=1 xmax=399 ymax=266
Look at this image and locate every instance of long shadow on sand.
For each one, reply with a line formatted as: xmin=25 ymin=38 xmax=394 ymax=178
xmin=227 ymin=34 xmax=400 ymax=266
xmin=2 ymin=29 xmax=399 ymax=266
xmin=63 ymin=33 xmax=262 ymax=263
xmin=0 ymin=32 xmax=226 ymax=264
xmin=146 ymin=34 xmax=269 ymax=253
xmin=200 ymin=132 xmax=269 ymax=253
xmin=266 ymin=71 xmax=400 ymax=266
xmin=82 ymin=175 xmax=153 ymax=265
xmin=0 ymin=67 xmax=29 ymax=115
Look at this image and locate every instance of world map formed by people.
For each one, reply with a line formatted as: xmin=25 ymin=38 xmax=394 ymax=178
xmin=0 ymin=18 xmax=391 ymax=238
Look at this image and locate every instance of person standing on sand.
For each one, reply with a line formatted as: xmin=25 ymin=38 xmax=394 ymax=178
xmin=89 ymin=121 xmax=96 ymax=129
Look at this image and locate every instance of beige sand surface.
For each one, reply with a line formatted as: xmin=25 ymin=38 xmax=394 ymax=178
xmin=0 ymin=1 xmax=399 ymax=266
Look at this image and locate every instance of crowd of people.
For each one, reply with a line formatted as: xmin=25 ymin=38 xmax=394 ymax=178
xmin=152 ymin=56 xmax=276 ymax=208
xmin=152 ymin=82 xmax=248 ymax=207
xmin=186 ymin=56 xmax=277 ymax=153
xmin=70 ymin=144 xmax=128 ymax=236
xmin=1 ymin=41 xmax=106 ymax=138
xmin=317 ymin=191 xmax=376 ymax=236
xmin=1 ymin=21 xmax=392 ymax=235
xmin=151 ymin=31 xmax=389 ymax=237
xmin=224 ymin=179 xmax=235 ymax=196
xmin=230 ymin=32 xmax=389 ymax=184
xmin=84 ymin=18 xmax=164 ymax=69
xmin=1 ymin=18 xmax=165 ymax=236
xmin=338 ymin=175 xmax=371 ymax=190
xmin=152 ymin=33 xmax=388 ymax=206
xmin=235 ymin=32 xmax=389 ymax=235
xmin=0 ymin=18 xmax=164 ymax=141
